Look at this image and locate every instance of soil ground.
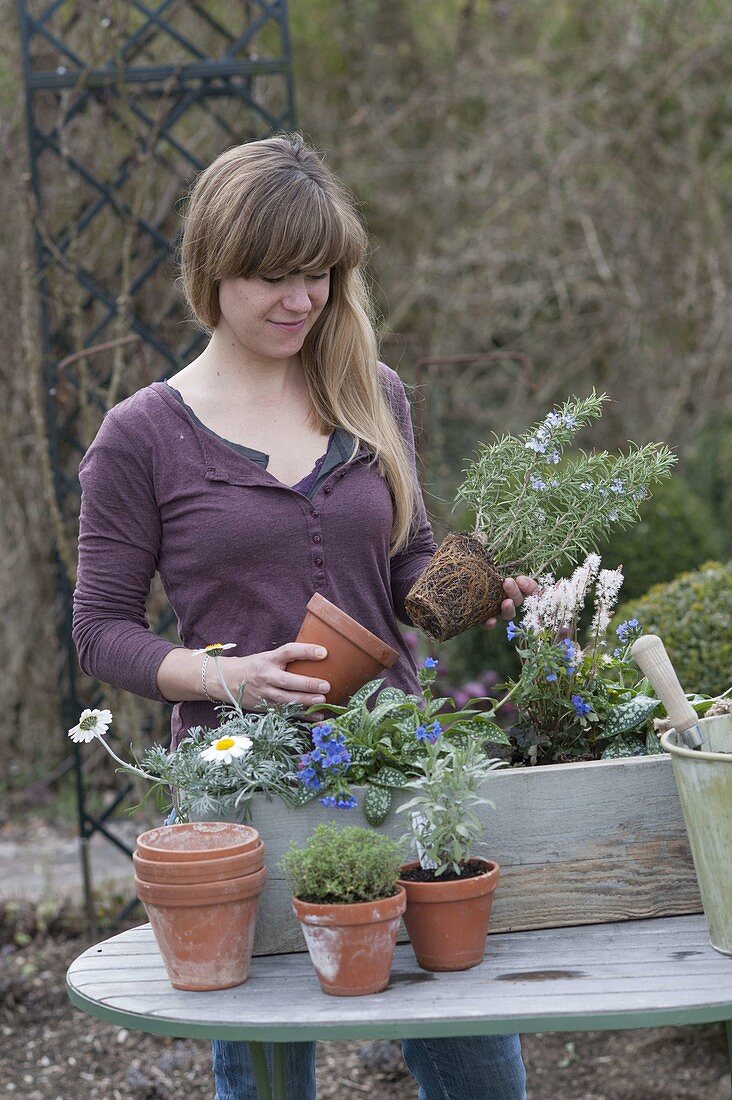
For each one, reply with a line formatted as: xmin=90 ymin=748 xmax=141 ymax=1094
xmin=1 ymin=819 xmax=731 ymax=1099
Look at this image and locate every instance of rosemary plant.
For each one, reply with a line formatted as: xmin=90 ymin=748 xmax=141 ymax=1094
xmin=455 ymin=392 xmax=676 ymax=576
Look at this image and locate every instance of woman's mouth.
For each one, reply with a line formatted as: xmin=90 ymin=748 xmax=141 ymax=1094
xmin=269 ymin=318 xmax=307 ymax=332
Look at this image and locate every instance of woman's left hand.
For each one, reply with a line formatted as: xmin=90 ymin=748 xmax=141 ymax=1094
xmin=483 ymin=575 xmax=538 ymax=629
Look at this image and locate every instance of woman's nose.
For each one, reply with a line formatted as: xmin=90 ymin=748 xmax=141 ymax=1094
xmin=282 ymin=278 xmax=311 ymax=313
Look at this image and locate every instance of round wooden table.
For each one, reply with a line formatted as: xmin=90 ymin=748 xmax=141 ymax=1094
xmin=67 ymin=914 xmax=732 ymax=1100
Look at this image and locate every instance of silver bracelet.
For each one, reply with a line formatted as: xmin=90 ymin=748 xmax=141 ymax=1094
xmin=201 ymin=653 xmax=216 ymax=703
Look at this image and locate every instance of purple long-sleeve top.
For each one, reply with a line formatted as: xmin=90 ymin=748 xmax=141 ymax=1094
xmin=72 ymin=362 xmax=437 ymax=746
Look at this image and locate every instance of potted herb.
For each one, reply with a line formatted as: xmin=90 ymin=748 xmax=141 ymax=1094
xmin=279 ymin=823 xmax=406 ymax=996
xmin=405 ymin=392 xmax=676 ymax=641
xmin=395 ymin=732 xmax=504 ymax=972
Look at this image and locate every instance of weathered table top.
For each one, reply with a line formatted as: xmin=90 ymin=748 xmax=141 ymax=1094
xmin=67 ymin=915 xmax=732 ymax=1044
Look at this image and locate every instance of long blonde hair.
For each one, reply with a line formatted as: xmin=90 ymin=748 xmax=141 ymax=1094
xmin=180 ymin=134 xmax=418 ymax=554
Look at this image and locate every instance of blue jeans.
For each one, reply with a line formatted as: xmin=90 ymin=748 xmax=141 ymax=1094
xmin=212 ymin=1035 xmax=526 ymax=1099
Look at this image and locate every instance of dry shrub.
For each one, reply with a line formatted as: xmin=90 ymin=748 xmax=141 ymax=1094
xmin=293 ymin=0 xmax=731 ymax=519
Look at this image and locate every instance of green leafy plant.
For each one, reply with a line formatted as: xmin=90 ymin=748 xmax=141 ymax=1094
xmin=295 ymin=660 xmax=510 ymax=825
xmin=137 ymin=703 xmax=309 ymax=821
xmin=396 ymin=734 xmax=504 ymax=877
xmin=616 ymin=562 xmax=732 ymax=697
xmin=279 ymin=823 xmax=403 ymax=904
xmin=455 ymin=391 xmax=676 ymax=576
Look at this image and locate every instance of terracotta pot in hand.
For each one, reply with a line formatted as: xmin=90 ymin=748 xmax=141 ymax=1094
xmin=286 ymin=593 xmax=400 ymax=705
xmin=292 ymin=886 xmax=407 ymax=996
xmin=398 ymin=859 xmax=499 ymax=972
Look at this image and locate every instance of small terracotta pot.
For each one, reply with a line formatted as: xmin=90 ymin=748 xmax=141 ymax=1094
xmin=133 ymin=840 xmax=265 ymax=884
xmin=286 ymin=593 xmax=400 ymax=705
xmin=135 ymin=865 xmax=267 ymax=991
xmin=292 ymin=886 xmax=407 ymax=996
xmin=398 ymin=859 xmax=499 ymax=972
xmin=136 ymin=821 xmax=260 ymax=862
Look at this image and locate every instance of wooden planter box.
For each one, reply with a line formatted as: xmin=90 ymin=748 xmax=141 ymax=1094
xmin=235 ymin=753 xmax=702 ymax=956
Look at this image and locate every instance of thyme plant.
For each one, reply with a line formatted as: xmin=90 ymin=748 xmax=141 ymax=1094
xmin=455 ymin=392 xmax=676 ymax=576
xmin=279 ymin=823 xmax=403 ymax=904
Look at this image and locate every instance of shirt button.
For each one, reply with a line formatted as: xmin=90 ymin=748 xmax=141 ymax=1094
xmin=324 ymin=485 xmax=332 ymax=494
xmin=313 ymin=534 xmax=321 ymax=544
xmin=315 ymin=558 xmax=323 ymax=567
xmin=311 ymin=509 xmax=319 ymax=518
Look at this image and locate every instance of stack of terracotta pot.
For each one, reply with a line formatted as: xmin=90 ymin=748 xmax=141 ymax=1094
xmin=133 ymin=821 xmax=266 ymax=991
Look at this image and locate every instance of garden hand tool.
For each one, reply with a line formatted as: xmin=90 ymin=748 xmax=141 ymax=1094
xmin=631 ymin=634 xmax=703 ymax=750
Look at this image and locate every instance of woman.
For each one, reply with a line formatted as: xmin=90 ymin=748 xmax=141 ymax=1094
xmin=73 ymin=133 xmax=534 ymax=1100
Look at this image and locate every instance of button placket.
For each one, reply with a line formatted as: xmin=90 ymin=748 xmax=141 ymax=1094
xmin=309 ymin=494 xmax=325 ymax=587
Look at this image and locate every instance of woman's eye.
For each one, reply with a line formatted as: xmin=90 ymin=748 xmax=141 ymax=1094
xmin=307 ymin=272 xmax=329 ymax=281
xmin=262 ymin=276 xmax=284 ymax=284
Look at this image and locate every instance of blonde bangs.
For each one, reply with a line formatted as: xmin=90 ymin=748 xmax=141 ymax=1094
xmin=215 ymin=177 xmax=365 ymax=283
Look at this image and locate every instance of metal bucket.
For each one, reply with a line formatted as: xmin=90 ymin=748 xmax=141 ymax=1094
xmin=662 ymin=714 xmax=732 ymax=955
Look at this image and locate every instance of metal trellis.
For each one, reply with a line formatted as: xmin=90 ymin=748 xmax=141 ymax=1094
xmin=18 ymin=0 xmax=296 ymax=930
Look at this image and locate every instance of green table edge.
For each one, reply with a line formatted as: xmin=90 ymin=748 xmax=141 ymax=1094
xmin=66 ymin=980 xmax=732 ymax=1044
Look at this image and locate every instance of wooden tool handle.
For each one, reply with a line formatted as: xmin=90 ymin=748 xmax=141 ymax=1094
xmin=631 ymin=634 xmax=697 ymax=733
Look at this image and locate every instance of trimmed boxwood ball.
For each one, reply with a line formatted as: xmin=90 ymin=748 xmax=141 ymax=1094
xmin=615 ymin=561 xmax=732 ymax=697
xmin=683 ymin=411 xmax=732 ymax=558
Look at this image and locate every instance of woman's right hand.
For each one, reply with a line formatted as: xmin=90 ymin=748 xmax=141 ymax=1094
xmin=213 ymin=644 xmax=330 ymax=710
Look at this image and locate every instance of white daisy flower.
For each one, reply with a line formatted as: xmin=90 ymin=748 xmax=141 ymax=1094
xmin=68 ymin=708 xmax=113 ymax=743
xmin=200 ymin=734 xmax=253 ymax=765
xmin=192 ymin=642 xmax=237 ymax=656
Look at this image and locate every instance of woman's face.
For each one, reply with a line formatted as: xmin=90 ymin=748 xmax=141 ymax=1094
xmin=216 ymin=270 xmax=331 ymax=363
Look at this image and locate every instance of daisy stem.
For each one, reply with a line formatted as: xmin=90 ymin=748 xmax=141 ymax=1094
xmin=214 ymin=655 xmax=242 ymax=710
xmin=95 ymin=735 xmax=152 ymax=781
